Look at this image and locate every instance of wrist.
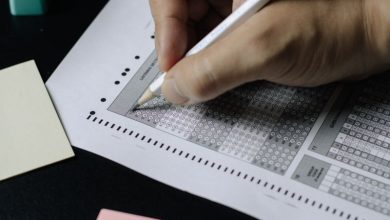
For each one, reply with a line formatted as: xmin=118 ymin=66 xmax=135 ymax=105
xmin=365 ymin=0 xmax=390 ymax=67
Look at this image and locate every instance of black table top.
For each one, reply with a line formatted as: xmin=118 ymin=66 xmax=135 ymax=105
xmin=0 ymin=0 xmax=254 ymax=219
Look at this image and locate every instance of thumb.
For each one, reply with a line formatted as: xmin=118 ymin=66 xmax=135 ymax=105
xmin=161 ymin=31 xmax=256 ymax=105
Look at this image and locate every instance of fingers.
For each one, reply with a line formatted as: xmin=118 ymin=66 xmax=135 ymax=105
xmin=161 ymin=3 xmax=292 ymax=105
xmin=157 ymin=0 xmax=387 ymax=106
xmin=232 ymin=0 xmax=247 ymax=11
xmin=149 ymin=0 xmax=189 ymax=71
xmin=162 ymin=21 xmax=261 ymax=105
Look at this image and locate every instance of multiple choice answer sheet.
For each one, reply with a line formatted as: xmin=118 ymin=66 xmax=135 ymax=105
xmin=46 ymin=1 xmax=390 ymax=219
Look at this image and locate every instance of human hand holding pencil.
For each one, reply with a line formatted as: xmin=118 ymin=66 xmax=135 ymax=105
xmin=147 ymin=0 xmax=390 ymax=106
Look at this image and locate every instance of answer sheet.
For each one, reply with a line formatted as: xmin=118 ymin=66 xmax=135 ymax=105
xmin=46 ymin=1 xmax=390 ymax=219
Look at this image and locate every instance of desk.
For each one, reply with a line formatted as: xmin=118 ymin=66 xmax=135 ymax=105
xmin=0 ymin=1 xmax=253 ymax=219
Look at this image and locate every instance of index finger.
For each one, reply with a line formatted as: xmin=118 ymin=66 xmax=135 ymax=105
xmin=149 ymin=0 xmax=189 ymax=71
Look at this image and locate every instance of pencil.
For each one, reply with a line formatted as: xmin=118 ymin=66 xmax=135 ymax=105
xmin=135 ymin=0 xmax=271 ymax=109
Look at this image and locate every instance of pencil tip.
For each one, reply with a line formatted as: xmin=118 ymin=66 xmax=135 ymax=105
xmin=132 ymin=104 xmax=140 ymax=111
xmin=134 ymin=89 xmax=155 ymax=110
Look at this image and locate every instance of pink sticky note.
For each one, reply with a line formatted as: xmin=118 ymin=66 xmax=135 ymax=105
xmin=97 ymin=209 xmax=158 ymax=220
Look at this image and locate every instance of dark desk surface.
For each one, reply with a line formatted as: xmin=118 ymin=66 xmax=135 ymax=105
xmin=0 ymin=1 xmax=253 ymax=219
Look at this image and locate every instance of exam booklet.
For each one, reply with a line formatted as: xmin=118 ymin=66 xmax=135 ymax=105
xmin=46 ymin=1 xmax=390 ymax=219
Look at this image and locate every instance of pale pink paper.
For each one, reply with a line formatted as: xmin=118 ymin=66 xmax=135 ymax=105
xmin=97 ymin=209 xmax=158 ymax=220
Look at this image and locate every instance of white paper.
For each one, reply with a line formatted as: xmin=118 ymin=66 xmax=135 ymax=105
xmin=46 ymin=1 xmax=390 ymax=219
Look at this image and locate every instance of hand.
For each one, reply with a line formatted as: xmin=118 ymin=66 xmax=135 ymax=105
xmin=149 ymin=0 xmax=390 ymax=105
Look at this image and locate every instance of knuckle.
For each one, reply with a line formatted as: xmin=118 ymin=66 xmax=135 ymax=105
xmin=242 ymin=25 xmax=279 ymax=79
xmin=185 ymin=56 xmax=219 ymax=101
xmin=245 ymin=18 xmax=305 ymax=82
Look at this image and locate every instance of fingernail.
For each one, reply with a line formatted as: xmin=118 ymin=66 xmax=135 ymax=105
xmin=163 ymin=78 xmax=189 ymax=105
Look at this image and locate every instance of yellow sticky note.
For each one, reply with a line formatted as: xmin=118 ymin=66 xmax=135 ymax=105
xmin=0 ymin=60 xmax=74 ymax=181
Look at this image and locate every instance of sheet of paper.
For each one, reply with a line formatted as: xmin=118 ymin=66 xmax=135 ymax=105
xmin=0 ymin=60 xmax=74 ymax=181
xmin=46 ymin=1 xmax=390 ymax=219
xmin=97 ymin=209 xmax=157 ymax=220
